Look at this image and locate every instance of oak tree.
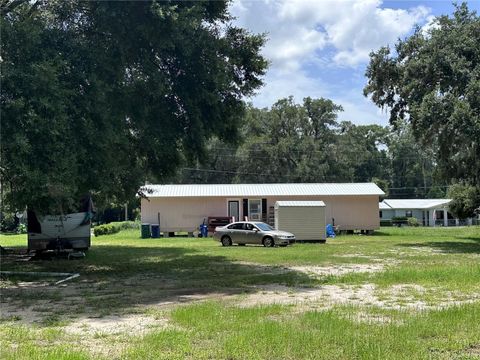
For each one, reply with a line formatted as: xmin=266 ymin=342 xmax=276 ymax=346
xmin=1 ymin=0 xmax=267 ymax=213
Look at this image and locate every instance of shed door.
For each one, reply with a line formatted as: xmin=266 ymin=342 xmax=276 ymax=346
xmin=228 ymin=201 xmax=240 ymax=222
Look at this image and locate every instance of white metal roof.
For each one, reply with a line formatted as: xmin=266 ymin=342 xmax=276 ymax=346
xmin=275 ymin=201 xmax=326 ymax=207
xmin=380 ymin=199 xmax=451 ymax=210
xmin=142 ymin=183 xmax=384 ymax=198
xmin=379 ymin=202 xmax=392 ymax=210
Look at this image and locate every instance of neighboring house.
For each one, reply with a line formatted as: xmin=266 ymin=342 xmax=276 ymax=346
xmin=379 ymin=199 xmax=468 ymax=227
xmin=140 ymin=183 xmax=384 ymax=233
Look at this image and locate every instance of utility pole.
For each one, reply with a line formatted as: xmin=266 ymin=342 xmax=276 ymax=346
xmin=422 ymin=158 xmax=427 ymax=197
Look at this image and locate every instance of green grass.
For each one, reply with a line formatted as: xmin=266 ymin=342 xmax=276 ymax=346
xmin=123 ymin=301 xmax=480 ymax=360
xmin=0 ymin=325 xmax=90 ymax=360
xmin=1 ymin=226 xmax=480 ymax=359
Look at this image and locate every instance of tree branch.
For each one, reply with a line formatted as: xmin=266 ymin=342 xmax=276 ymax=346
xmin=1 ymin=0 xmax=29 ymax=16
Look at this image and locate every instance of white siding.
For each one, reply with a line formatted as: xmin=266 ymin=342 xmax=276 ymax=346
xmin=141 ymin=197 xmax=226 ymax=232
xmin=266 ymin=195 xmax=380 ymax=231
xmin=141 ymin=195 xmax=380 ymax=232
xmin=275 ymin=202 xmax=326 ymax=241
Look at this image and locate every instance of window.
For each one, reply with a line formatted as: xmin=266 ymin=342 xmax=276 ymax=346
xmin=248 ymin=199 xmax=262 ymax=220
xmin=406 ymin=210 xmax=413 ymax=218
xmin=256 ymin=223 xmax=273 ymax=231
xmin=379 ymin=211 xmax=383 ymax=218
xmin=228 ymin=223 xmax=244 ymax=230
xmin=244 ymin=223 xmax=255 ymax=231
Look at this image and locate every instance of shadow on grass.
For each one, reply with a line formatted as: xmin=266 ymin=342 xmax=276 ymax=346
xmin=396 ymin=235 xmax=480 ymax=254
xmin=0 ymin=244 xmax=317 ymax=324
xmin=368 ymin=231 xmax=392 ymax=236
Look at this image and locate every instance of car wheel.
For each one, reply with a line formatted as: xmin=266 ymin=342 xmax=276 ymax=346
xmin=263 ymin=237 xmax=274 ymax=247
xmin=221 ymin=236 xmax=232 ymax=247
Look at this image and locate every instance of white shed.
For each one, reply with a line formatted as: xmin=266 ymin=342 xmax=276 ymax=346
xmin=274 ymin=201 xmax=326 ymax=242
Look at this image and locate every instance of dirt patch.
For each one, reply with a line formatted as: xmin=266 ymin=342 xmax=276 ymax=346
xmin=233 ymin=260 xmax=396 ymax=278
xmin=343 ymin=311 xmax=403 ymax=325
xmin=0 ymin=282 xmax=237 ymax=326
xmin=0 ymin=305 xmax=44 ymax=323
xmin=2 ymin=260 xmax=479 ymax=356
xmin=239 ymin=284 xmax=376 ymax=308
xmin=237 ymin=283 xmax=480 ymax=311
xmin=64 ymin=314 xmax=167 ymax=336
xmin=390 ymin=284 xmax=426 ymax=294
xmin=465 ymin=344 xmax=480 ymax=356
xmin=289 ymin=264 xmax=386 ymax=277
xmin=408 ymin=247 xmax=450 ymax=255
xmin=334 ymin=254 xmax=380 ymax=259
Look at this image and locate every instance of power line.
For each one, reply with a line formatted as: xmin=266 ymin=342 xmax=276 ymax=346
xmin=388 ymin=185 xmax=449 ymax=190
xmin=181 ymin=167 xmax=450 ymax=191
xmin=208 ymin=147 xmax=438 ymax=162
xmin=181 ymin=167 xmax=306 ymax=179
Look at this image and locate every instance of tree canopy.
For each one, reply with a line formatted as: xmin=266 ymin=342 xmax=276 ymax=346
xmin=172 ymin=96 xmax=440 ymax=197
xmin=447 ymin=183 xmax=480 ymax=219
xmin=1 ymin=0 xmax=267 ymax=213
xmin=363 ymin=3 xmax=480 ymax=186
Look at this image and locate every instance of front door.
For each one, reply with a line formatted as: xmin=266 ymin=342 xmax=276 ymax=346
xmin=228 ymin=200 xmax=240 ymax=222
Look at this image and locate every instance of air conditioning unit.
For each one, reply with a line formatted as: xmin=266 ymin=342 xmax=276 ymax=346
xmin=250 ymin=213 xmax=261 ymax=220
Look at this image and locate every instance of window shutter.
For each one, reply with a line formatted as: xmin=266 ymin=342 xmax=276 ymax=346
xmin=243 ymin=199 xmax=248 ymax=220
xmin=262 ymin=199 xmax=267 ymax=216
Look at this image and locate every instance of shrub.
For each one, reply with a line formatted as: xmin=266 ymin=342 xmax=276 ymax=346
xmin=132 ymin=208 xmax=141 ymax=222
xmin=16 ymin=223 xmax=27 ymax=234
xmin=0 ymin=213 xmax=27 ymax=233
xmin=391 ymin=216 xmax=408 ymax=227
xmin=93 ymin=223 xmax=117 ymax=236
xmin=407 ymin=217 xmax=420 ymax=227
xmin=117 ymin=221 xmax=141 ymax=230
xmin=93 ymin=221 xmax=140 ymax=236
xmin=380 ymin=220 xmax=392 ymax=227
xmin=0 ymin=213 xmax=18 ymax=232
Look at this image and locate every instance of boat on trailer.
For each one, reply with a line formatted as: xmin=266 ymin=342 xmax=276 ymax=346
xmin=27 ymin=196 xmax=94 ymax=252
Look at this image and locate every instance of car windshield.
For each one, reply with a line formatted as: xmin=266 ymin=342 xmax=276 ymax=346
xmin=255 ymin=223 xmax=273 ymax=231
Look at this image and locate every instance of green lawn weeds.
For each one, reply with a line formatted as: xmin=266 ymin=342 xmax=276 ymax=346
xmin=1 ymin=226 xmax=479 ymax=359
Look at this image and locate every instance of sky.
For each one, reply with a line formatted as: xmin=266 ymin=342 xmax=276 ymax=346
xmin=229 ymin=0 xmax=480 ymax=125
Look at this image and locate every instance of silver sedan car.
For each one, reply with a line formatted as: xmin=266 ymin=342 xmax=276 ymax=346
xmin=213 ymin=221 xmax=295 ymax=247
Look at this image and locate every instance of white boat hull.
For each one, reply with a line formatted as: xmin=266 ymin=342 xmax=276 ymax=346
xmin=28 ymin=212 xmax=91 ymax=251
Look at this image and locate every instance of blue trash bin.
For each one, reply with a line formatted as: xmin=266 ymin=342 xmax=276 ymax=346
xmin=199 ymin=224 xmax=208 ymax=238
xmin=151 ymin=224 xmax=160 ymax=238
xmin=326 ymin=224 xmax=336 ymax=238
